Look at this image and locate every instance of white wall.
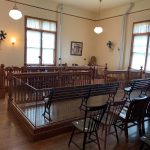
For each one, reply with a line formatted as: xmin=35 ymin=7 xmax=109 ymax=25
xmin=0 ymin=0 xmax=95 ymax=67
xmin=95 ymin=0 xmax=150 ymax=69
xmin=0 ymin=0 xmax=150 ymax=69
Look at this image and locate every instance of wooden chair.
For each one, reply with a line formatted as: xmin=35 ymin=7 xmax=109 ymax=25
xmin=122 ymin=78 xmax=150 ymax=101
xmin=116 ymin=96 xmax=150 ymax=142
xmin=101 ymin=100 xmax=126 ymax=149
xmin=140 ymin=134 xmax=150 ymax=150
xmin=68 ymin=103 xmax=107 ymax=150
xmin=42 ymin=88 xmax=54 ymax=121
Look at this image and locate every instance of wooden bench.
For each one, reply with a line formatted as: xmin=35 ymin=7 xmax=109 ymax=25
xmin=122 ymin=78 xmax=150 ymax=101
xmin=80 ymin=82 xmax=119 ymax=110
xmin=43 ymin=82 xmax=119 ymax=121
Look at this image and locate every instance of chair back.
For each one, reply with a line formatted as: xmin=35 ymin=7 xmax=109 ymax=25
xmin=146 ymin=100 xmax=150 ymax=117
xmin=84 ymin=104 xmax=107 ymax=133
xmin=105 ymin=100 xmax=126 ymax=126
xmin=126 ymin=96 xmax=150 ymax=122
xmin=44 ymin=88 xmax=54 ymax=105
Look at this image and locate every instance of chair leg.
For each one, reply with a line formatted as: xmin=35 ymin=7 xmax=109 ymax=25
xmin=141 ymin=120 xmax=145 ymax=135
xmin=68 ymin=127 xmax=76 ymax=146
xmin=125 ymin=124 xmax=128 ymax=142
xmin=138 ymin=121 xmax=142 ymax=137
xmin=114 ymin=125 xmax=119 ymax=144
xmin=104 ymin=126 xmax=107 ymax=150
xmin=101 ymin=124 xmax=104 ymax=134
xmin=95 ymin=131 xmax=101 ymax=150
xmin=140 ymin=142 xmax=145 ymax=150
xmin=83 ymin=133 xmax=87 ymax=150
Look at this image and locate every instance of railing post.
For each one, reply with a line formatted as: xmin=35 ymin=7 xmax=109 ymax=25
xmin=104 ymin=63 xmax=108 ymax=83
xmin=8 ymin=68 xmax=13 ymax=104
xmin=140 ymin=66 xmax=143 ymax=78
xmin=127 ymin=66 xmax=131 ymax=85
xmin=0 ymin=64 xmax=6 ymax=98
xmin=58 ymin=70 xmax=62 ymax=87
xmin=89 ymin=67 xmax=93 ymax=84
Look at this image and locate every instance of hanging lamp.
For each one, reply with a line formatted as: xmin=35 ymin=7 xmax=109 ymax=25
xmin=9 ymin=1 xmax=22 ymax=20
xmin=94 ymin=0 xmax=103 ymax=34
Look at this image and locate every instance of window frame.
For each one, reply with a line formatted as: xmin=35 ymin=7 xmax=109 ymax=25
xmin=24 ymin=16 xmax=57 ymax=66
xmin=130 ymin=20 xmax=150 ymax=71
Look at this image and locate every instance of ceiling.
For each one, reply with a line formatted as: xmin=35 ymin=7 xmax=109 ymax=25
xmin=50 ymin=0 xmax=140 ymax=12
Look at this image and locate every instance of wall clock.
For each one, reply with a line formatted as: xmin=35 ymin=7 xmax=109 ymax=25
xmin=0 ymin=30 xmax=7 ymax=40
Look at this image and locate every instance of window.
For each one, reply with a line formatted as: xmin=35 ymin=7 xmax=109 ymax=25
xmin=25 ymin=16 xmax=57 ymax=65
xmin=130 ymin=21 xmax=150 ymax=72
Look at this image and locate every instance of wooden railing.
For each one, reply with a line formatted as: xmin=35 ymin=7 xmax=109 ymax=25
xmin=104 ymin=65 xmax=143 ymax=89
xmin=3 ymin=63 xmax=144 ymax=91
xmin=12 ymin=71 xmax=92 ymax=89
xmin=4 ymin=65 xmax=94 ymax=88
xmin=7 ymin=75 xmax=118 ymax=128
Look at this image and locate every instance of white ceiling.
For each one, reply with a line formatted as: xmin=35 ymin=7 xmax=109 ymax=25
xmin=50 ymin=0 xmax=140 ymax=12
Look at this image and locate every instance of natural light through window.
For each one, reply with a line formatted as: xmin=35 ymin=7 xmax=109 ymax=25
xmin=131 ymin=21 xmax=150 ymax=72
xmin=25 ymin=17 xmax=57 ymax=65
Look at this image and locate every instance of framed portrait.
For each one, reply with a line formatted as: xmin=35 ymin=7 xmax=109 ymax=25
xmin=70 ymin=41 xmax=83 ymax=56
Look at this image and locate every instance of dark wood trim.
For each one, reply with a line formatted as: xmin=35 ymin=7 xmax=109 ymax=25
xmin=129 ymin=21 xmax=135 ymax=68
xmin=26 ymin=15 xmax=57 ymax=23
xmin=25 ymin=28 xmax=57 ymax=34
xmin=9 ymin=101 xmax=74 ymax=141
xmin=133 ymin=20 xmax=150 ymax=25
xmin=24 ymin=16 xmax=27 ymax=65
xmin=54 ymin=22 xmax=57 ymax=66
xmin=145 ymin=36 xmax=150 ymax=70
xmin=5 ymin=0 xmax=94 ymax=21
xmin=6 ymin=0 xmax=150 ymax=22
xmin=95 ymin=8 xmax=150 ymax=21
xmin=40 ymin=32 xmax=42 ymax=65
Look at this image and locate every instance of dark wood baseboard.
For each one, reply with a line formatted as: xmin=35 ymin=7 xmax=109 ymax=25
xmin=9 ymin=101 xmax=74 ymax=141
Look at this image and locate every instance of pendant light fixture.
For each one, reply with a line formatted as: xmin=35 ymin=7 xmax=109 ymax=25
xmin=94 ymin=0 xmax=103 ymax=34
xmin=9 ymin=0 xmax=22 ymax=20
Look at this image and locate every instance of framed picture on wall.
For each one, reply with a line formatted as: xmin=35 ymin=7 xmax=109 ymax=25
xmin=70 ymin=41 xmax=83 ymax=56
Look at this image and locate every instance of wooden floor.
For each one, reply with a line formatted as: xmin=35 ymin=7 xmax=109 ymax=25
xmin=0 ymin=91 xmax=150 ymax=150
xmin=18 ymin=95 xmax=108 ymax=127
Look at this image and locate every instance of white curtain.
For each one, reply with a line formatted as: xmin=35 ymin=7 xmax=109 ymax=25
xmin=133 ymin=22 xmax=150 ymax=34
xmin=27 ymin=18 xmax=56 ymax=32
xmin=27 ymin=18 xmax=40 ymax=29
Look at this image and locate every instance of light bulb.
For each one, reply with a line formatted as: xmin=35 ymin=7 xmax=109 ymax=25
xmin=94 ymin=26 xmax=103 ymax=34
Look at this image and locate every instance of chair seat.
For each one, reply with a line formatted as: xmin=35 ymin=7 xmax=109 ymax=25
xmin=119 ymin=107 xmax=128 ymax=119
xmin=43 ymin=97 xmax=49 ymax=103
xmin=124 ymin=87 xmax=132 ymax=92
xmin=72 ymin=118 xmax=97 ymax=132
xmin=140 ymin=135 xmax=150 ymax=146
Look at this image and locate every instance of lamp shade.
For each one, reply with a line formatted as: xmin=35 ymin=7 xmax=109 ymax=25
xmin=94 ymin=26 xmax=103 ymax=34
xmin=9 ymin=6 xmax=22 ymax=20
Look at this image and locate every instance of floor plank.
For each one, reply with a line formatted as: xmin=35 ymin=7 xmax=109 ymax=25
xmin=0 ymin=90 xmax=149 ymax=150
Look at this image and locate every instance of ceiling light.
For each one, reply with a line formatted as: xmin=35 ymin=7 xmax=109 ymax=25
xmin=9 ymin=1 xmax=22 ymax=20
xmin=94 ymin=0 xmax=103 ymax=34
xmin=94 ymin=26 xmax=103 ymax=34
